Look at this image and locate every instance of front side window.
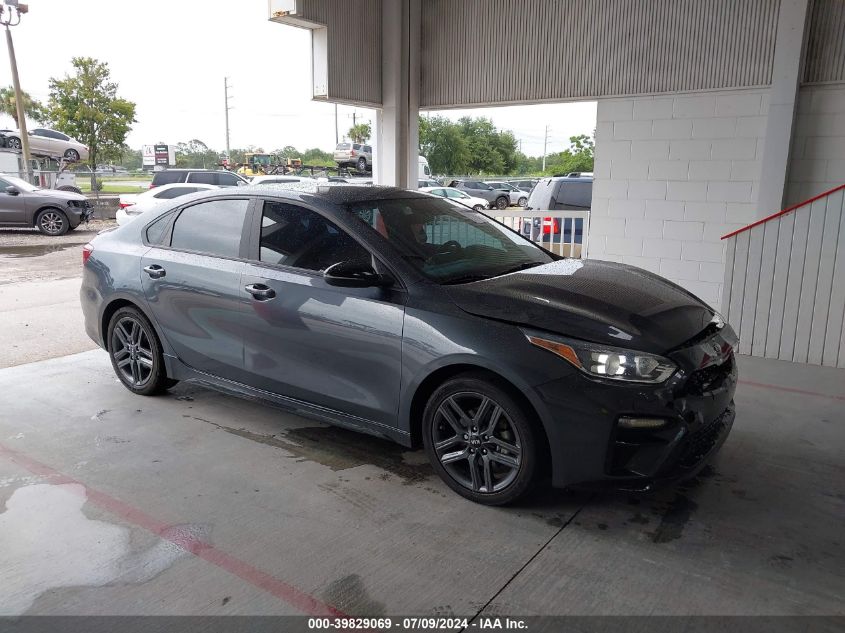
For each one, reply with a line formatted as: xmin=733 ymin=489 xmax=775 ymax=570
xmin=258 ymin=200 xmax=370 ymax=272
xmin=350 ymin=197 xmax=553 ymax=284
xmin=217 ymin=172 xmax=241 ymax=186
xmin=170 ymin=198 xmax=249 ymax=258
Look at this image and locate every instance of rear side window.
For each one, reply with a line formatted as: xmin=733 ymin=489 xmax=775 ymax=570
xmin=552 ymin=181 xmax=592 ymax=209
xmin=186 ymin=172 xmax=216 ymax=185
xmin=363 ymin=145 xmax=372 ymax=153
xmin=151 ymin=171 xmax=185 ymax=186
xmin=155 ymin=187 xmax=197 ymax=199
xmin=216 ymin=172 xmax=241 ymax=187
xmin=170 ymin=199 xmax=250 ymax=258
xmin=353 ymin=144 xmax=363 ymax=151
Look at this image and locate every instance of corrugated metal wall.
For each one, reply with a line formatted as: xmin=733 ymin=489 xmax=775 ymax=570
xmin=273 ymin=0 xmax=382 ymax=106
xmin=804 ymin=0 xmax=845 ymax=84
xmin=420 ymin=0 xmax=780 ymax=108
xmin=721 ymin=185 xmax=845 ymax=368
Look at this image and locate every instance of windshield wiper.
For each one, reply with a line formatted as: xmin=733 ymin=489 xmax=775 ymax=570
xmin=495 ymin=261 xmax=546 ymax=276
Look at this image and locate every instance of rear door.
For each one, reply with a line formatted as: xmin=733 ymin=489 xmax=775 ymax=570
xmin=0 ymin=176 xmax=27 ymax=224
xmin=139 ymin=197 xmax=253 ymax=382
xmin=239 ymin=198 xmax=405 ymax=426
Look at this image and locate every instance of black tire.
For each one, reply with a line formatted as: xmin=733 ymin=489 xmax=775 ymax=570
xmin=64 ymin=149 xmax=80 ymax=162
xmin=357 ymin=156 xmax=367 ymax=172
xmin=6 ymin=136 xmax=21 ymax=150
xmin=518 ymin=196 xmax=528 ymax=207
xmin=35 ymin=208 xmax=69 ymax=236
xmin=422 ymin=372 xmax=538 ymax=505
xmin=495 ymin=196 xmax=508 ymax=210
xmin=473 ymin=204 xmax=485 ymax=212
xmin=107 ymin=306 xmax=174 ymax=396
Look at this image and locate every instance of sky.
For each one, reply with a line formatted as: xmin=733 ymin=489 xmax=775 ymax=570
xmin=2 ymin=0 xmax=596 ymax=158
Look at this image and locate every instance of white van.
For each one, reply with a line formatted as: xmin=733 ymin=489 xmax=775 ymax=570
xmin=419 ymin=156 xmax=431 ymax=178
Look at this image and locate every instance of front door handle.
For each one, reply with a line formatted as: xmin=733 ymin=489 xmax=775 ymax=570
xmin=143 ymin=264 xmax=166 ymax=279
xmin=245 ymin=283 xmax=276 ymax=300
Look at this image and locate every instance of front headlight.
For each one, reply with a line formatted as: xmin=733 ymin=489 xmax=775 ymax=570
xmin=525 ymin=332 xmax=677 ymax=384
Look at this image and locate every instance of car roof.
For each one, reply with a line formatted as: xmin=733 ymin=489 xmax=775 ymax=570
xmin=200 ymin=182 xmax=430 ymax=205
xmin=544 ymin=175 xmax=594 ymax=182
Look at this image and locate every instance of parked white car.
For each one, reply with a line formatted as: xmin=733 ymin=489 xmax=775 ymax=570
xmin=419 ymin=186 xmax=490 ymax=212
xmin=484 ymin=181 xmax=528 ymax=207
xmin=250 ymin=175 xmax=315 ymax=186
xmin=116 ymin=183 xmax=219 ymax=225
xmin=4 ymin=127 xmax=89 ymax=162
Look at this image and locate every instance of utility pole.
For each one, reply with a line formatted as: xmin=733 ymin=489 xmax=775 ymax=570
xmin=334 ymin=103 xmax=338 ymax=145
xmin=223 ymin=77 xmax=232 ymax=159
xmin=1 ymin=1 xmax=32 ymax=182
xmin=353 ymin=110 xmax=357 ymax=127
xmin=542 ymin=124 xmax=549 ymax=172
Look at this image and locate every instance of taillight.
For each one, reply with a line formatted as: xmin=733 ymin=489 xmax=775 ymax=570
xmin=82 ymin=243 xmax=93 ymax=265
xmin=350 ymin=149 xmax=356 ymax=156
xmin=119 ymin=202 xmax=134 ymax=209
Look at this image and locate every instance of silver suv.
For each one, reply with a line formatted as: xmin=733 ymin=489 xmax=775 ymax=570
xmin=334 ymin=143 xmax=372 ymax=172
xmin=447 ymin=180 xmax=511 ymax=210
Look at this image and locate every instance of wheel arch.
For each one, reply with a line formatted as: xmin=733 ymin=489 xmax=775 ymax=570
xmin=32 ymin=205 xmax=68 ymax=227
xmin=100 ymin=296 xmax=158 ymax=352
xmin=406 ymin=363 xmax=552 ymax=475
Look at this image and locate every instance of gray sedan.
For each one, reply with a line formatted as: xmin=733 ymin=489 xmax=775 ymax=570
xmin=80 ymin=185 xmax=737 ymax=505
xmin=0 ymin=174 xmax=92 ymax=235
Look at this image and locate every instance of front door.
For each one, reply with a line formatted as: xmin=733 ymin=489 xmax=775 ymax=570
xmin=0 ymin=177 xmax=28 ymax=225
xmin=140 ymin=197 xmax=252 ymax=383
xmin=240 ymin=199 xmax=405 ymax=428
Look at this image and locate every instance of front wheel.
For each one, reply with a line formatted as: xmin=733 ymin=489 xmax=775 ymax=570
xmin=107 ymin=306 xmax=174 ymax=396
xmin=35 ymin=208 xmax=69 ymax=236
xmin=64 ymin=149 xmax=80 ymax=162
xmin=423 ymin=373 xmax=538 ymax=505
xmin=472 ymin=204 xmax=485 ymax=212
xmin=518 ymin=197 xmax=528 ymax=207
xmin=6 ymin=136 xmax=21 ymax=150
xmin=495 ymin=196 xmax=508 ymax=210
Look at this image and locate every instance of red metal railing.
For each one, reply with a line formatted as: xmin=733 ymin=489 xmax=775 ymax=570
xmin=721 ymin=182 xmax=845 ymax=240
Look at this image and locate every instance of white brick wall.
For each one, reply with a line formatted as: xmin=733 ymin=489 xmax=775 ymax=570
xmin=590 ymin=89 xmax=769 ymax=310
xmin=786 ymin=85 xmax=845 ymax=206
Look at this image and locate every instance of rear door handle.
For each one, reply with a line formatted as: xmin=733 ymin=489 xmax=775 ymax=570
xmin=245 ymin=283 xmax=276 ymax=300
xmin=143 ymin=264 xmax=166 ymax=279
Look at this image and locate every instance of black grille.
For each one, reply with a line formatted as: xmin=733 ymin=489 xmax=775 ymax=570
xmin=685 ymin=354 xmax=733 ymax=396
xmin=678 ymin=413 xmax=728 ymax=468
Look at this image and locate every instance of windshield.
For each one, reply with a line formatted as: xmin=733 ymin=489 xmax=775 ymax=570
xmin=1 ymin=175 xmax=39 ymax=192
xmin=349 ymin=197 xmax=554 ymax=284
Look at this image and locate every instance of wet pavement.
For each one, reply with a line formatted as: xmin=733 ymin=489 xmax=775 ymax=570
xmin=0 ymin=350 xmax=842 ymax=616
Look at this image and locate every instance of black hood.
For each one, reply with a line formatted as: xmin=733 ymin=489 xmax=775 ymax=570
xmin=445 ymin=259 xmax=715 ymax=353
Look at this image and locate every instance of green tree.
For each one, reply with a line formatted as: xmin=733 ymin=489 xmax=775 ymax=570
xmin=348 ymin=122 xmax=371 ymax=144
xmin=119 ymin=145 xmax=143 ymax=170
xmin=0 ymin=87 xmax=47 ymax=128
xmin=175 ymin=139 xmax=219 ymax=169
xmin=419 ymin=115 xmax=470 ymax=175
xmin=48 ymin=57 xmax=136 ymax=182
xmin=419 ymin=115 xmax=520 ymax=176
xmin=542 ymin=133 xmax=594 ymax=176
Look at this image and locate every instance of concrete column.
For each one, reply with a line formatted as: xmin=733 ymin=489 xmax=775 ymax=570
xmin=375 ymin=0 xmax=419 ymax=188
xmin=756 ymin=0 xmax=810 ymax=218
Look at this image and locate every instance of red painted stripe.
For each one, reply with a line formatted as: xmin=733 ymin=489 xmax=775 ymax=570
xmin=739 ymin=380 xmax=845 ymax=402
xmin=0 ymin=442 xmax=346 ymax=617
xmin=721 ymin=182 xmax=845 ymax=240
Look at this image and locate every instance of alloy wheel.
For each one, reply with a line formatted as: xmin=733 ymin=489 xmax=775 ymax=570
xmin=111 ymin=316 xmax=155 ymax=388
xmin=39 ymin=211 xmax=66 ymax=235
xmin=65 ymin=149 xmax=80 ymax=161
xmin=7 ymin=137 xmax=21 ymax=149
xmin=432 ymin=392 xmax=522 ymax=493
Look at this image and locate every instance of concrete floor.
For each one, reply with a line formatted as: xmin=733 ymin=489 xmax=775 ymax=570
xmin=0 ymin=347 xmax=842 ymax=617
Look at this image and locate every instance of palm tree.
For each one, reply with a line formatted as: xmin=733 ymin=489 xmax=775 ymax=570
xmin=0 ymin=86 xmax=47 ymax=129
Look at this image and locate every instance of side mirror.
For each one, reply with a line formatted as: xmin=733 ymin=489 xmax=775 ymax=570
xmin=5 ymin=186 xmax=20 ymax=195
xmin=324 ymin=260 xmax=393 ymax=288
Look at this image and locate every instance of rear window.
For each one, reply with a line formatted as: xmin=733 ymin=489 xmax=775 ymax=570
xmin=336 ymin=143 xmax=351 ymax=150
xmin=151 ymin=171 xmax=185 ymax=186
xmin=527 ymin=179 xmax=592 ymax=210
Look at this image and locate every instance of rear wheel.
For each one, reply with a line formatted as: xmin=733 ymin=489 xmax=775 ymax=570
xmin=107 ymin=306 xmax=175 ymax=396
xmin=495 ymin=196 xmax=508 ymax=210
xmin=6 ymin=136 xmax=21 ymax=150
xmin=472 ymin=204 xmax=485 ymax=212
xmin=64 ymin=149 xmax=80 ymax=162
xmin=357 ymin=156 xmax=368 ymax=172
xmin=423 ymin=373 xmax=538 ymax=505
xmin=35 ymin=208 xmax=69 ymax=236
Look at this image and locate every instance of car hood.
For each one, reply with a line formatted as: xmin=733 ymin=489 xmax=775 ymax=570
xmin=32 ymin=188 xmax=86 ymax=202
xmin=444 ymin=259 xmax=716 ymax=353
